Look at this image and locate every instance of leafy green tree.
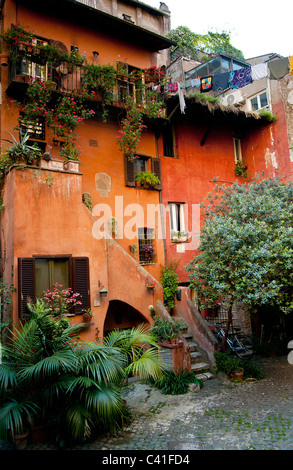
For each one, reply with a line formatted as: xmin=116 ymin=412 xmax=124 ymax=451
xmin=168 ymin=26 xmax=244 ymax=60
xmin=186 ymin=175 xmax=293 ymax=346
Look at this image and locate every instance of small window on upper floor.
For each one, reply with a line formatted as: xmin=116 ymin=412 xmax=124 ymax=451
xmin=233 ymin=138 xmax=242 ymax=163
xmin=250 ymin=91 xmax=269 ymax=111
xmin=162 ymin=122 xmax=176 ymax=158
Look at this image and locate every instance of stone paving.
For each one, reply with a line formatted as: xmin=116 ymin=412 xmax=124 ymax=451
xmin=1 ymin=355 xmax=293 ymax=451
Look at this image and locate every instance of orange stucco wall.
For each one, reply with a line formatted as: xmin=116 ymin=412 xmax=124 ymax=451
xmin=1 ymin=167 xmax=163 ymax=339
xmin=158 ymin=110 xmax=292 ymax=283
xmin=0 ymin=1 xmax=167 ymax=337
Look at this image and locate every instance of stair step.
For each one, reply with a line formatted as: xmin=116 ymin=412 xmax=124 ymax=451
xmin=190 ymin=361 xmax=210 ymax=372
xmin=182 ymin=333 xmax=193 ymax=341
xmin=188 ymin=342 xmax=198 ymax=352
xmin=195 ymin=371 xmax=215 ymax=381
xmin=190 ymin=351 xmax=203 ymax=363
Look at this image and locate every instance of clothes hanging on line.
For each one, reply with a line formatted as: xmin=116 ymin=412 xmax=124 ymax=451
xmin=230 ymin=67 xmax=252 ymax=89
xmin=200 ymin=76 xmax=212 ymax=93
xmin=178 ymin=82 xmax=186 ymax=114
xmin=191 ymin=78 xmax=200 ymax=88
xmin=212 ymin=72 xmax=230 ymax=92
xmin=251 ymin=62 xmax=268 ymax=80
xmin=268 ymin=57 xmax=289 ymax=79
xmin=289 ymin=56 xmax=293 ymax=75
xmin=168 ymin=82 xmax=178 ymax=93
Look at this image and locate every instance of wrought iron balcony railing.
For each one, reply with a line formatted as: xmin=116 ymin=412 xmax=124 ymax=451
xmin=7 ymin=51 xmax=166 ymax=113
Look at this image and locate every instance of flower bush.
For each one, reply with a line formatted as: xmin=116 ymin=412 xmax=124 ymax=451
xmin=116 ymin=96 xmax=146 ymax=161
xmin=42 ymin=282 xmax=82 ymax=317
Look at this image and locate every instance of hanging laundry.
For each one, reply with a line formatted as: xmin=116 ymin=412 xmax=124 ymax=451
xmin=251 ymin=62 xmax=268 ymax=80
xmin=180 ymin=80 xmax=192 ymax=89
xmin=200 ymin=76 xmax=212 ymax=93
xmin=289 ymin=56 xmax=293 ymax=76
xmin=178 ymin=82 xmax=186 ymax=114
xmin=230 ymin=67 xmax=252 ymax=89
xmin=168 ymin=82 xmax=178 ymax=93
xmin=268 ymin=57 xmax=289 ymax=80
xmin=191 ymin=78 xmax=200 ymax=88
xmin=212 ymin=72 xmax=230 ymax=92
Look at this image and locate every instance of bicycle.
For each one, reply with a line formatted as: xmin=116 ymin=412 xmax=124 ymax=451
xmin=216 ymin=321 xmax=254 ymax=359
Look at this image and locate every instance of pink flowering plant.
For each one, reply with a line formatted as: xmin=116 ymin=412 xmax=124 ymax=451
xmin=116 ymin=96 xmax=146 ymax=161
xmin=19 ymin=80 xmax=95 ymax=159
xmin=42 ymin=282 xmax=82 ymax=317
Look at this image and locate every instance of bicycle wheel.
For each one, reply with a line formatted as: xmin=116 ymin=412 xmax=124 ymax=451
xmin=233 ymin=335 xmax=253 ymax=359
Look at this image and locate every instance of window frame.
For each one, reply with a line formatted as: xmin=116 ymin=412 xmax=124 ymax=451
xmin=250 ymin=91 xmax=269 ymax=111
xmin=138 ymin=228 xmax=156 ymax=265
xmin=18 ymin=255 xmax=90 ymax=321
xmin=233 ymin=138 xmax=242 ymax=163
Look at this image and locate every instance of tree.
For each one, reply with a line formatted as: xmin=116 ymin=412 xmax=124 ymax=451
xmin=0 ymin=302 xmax=163 ymax=447
xmin=186 ymin=175 xmax=293 ymax=347
xmin=168 ymin=26 xmax=244 ymax=60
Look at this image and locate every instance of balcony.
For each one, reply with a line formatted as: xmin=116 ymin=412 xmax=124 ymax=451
xmin=6 ymin=48 xmax=166 ymax=116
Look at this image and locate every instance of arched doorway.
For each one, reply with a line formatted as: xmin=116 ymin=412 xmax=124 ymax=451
xmin=104 ymin=300 xmax=149 ymax=335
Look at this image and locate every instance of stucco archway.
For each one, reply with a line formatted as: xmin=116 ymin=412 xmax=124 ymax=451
xmin=104 ymin=300 xmax=149 ymax=335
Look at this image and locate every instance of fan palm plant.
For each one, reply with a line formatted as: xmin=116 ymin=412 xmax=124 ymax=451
xmin=104 ymin=324 xmax=164 ymax=381
xmin=0 ymin=301 xmax=125 ymax=446
xmin=0 ymin=304 xmax=164 ymax=447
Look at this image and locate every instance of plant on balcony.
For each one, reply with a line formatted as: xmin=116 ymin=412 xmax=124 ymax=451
xmin=135 ymin=171 xmax=160 ymax=188
xmin=234 ymin=160 xmax=249 ymax=178
xmin=19 ymin=80 xmax=95 ymax=160
xmin=1 ymin=130 xmax=42 ymax=171
xmin=81 ymin=63 xmax=116 ymax=121
xmin=116 ymin=96 xmax=146 ymax=161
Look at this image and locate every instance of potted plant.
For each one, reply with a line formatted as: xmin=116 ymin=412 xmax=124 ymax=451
xmin=149 ymin=315 xmax=186 ymax=345
xmin=146 ymin=279 xmax=155 ymax=290
xmin=214 ymin=351 xmax=244 ymax=381
xmin=142 ymin=245 xmax=154 ymax=257
xmin=2 ymin=130 xmax=42 ymax=166
xmin=82 ymin=309 xmax=94 ymax=323
xmin=135 ymin=171 xmax=160 ymax=189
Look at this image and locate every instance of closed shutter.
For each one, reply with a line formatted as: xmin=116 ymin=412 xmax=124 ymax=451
xmin=71 ymin=257 xmax=90 ymax=314
xmin=18 ymin=257 xmax=35 ymax=322
xmin=151 ymin=157 xmax=162 ymax=190
xmin=124 ymin=155 xmax=136 ymax=187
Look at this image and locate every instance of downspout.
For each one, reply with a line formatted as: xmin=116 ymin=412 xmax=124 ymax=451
xmin=155 ymin=135 xmax=167 ymax=266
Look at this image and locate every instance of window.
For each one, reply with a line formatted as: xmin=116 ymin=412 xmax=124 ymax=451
xmin=134 ymin=156 xmax=149 ymax=174
xmin=169 ymin=203 xmax=186 ymax=239
xmin=18 ymin=256 xmax=90 ymax=321
xmin=125 ymin=155 xmax=162 ymax=189
xmin=162 ymin=122 xmax=176 ymax=158
xmin=250 ymin=91 xmax=269 ymax=111
xmin=233 ymin=138 xmax=242 ymax=163
xmin=138 ymin=228 xmax=155 ymax=264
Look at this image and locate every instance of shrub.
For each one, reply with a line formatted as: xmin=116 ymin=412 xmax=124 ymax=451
xmin=214 ymin=351 xmax=264 ymax=380
xmin=151 ymin=369 xmax=203 ymax=395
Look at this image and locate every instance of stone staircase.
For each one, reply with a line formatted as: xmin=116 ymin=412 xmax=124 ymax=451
xmin=181 ymin=329 xmax=215 ymax=381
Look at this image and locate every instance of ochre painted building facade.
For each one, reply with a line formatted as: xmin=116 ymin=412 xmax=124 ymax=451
xmin=0 ymin=0 xmax=292 ymax=339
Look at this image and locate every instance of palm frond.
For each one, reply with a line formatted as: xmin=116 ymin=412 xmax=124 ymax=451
xmin=125 ymin=347 xmax=164 ymax=380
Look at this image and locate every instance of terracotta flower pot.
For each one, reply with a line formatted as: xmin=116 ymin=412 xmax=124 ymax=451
xmin=231 ymin=369 xmax=244 ymax=381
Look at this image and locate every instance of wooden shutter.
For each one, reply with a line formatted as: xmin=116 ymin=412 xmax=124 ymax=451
xmin=71 ymin=257 xmax=90 ymax=314
xmin=124 ymin=155 xmax=136 ymax=187
xmin=151 ymin=157 xmax=162 ymax=190
xmin=18 ymin=257 xmax=35 ymax=322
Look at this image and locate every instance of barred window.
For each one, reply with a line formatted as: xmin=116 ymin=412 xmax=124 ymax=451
xmin=138 ymin=228 xmax=155 ymax=264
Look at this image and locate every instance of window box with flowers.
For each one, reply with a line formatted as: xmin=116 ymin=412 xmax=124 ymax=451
xmin=135 ymin=171 xmax=160 ymax=189
xmin=171 ymin=230 xmax=190 ymax=243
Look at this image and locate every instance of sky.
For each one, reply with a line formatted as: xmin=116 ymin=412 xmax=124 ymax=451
xmin=143 ymin=0 xmax=291 ymax=59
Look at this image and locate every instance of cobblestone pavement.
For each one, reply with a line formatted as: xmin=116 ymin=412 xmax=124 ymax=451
xmin=1 ymin=355 xmax=293 ymax=451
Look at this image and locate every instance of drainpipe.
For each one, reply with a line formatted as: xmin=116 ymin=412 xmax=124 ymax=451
xmin=156 ymin=135 xmax=167 ymax=266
